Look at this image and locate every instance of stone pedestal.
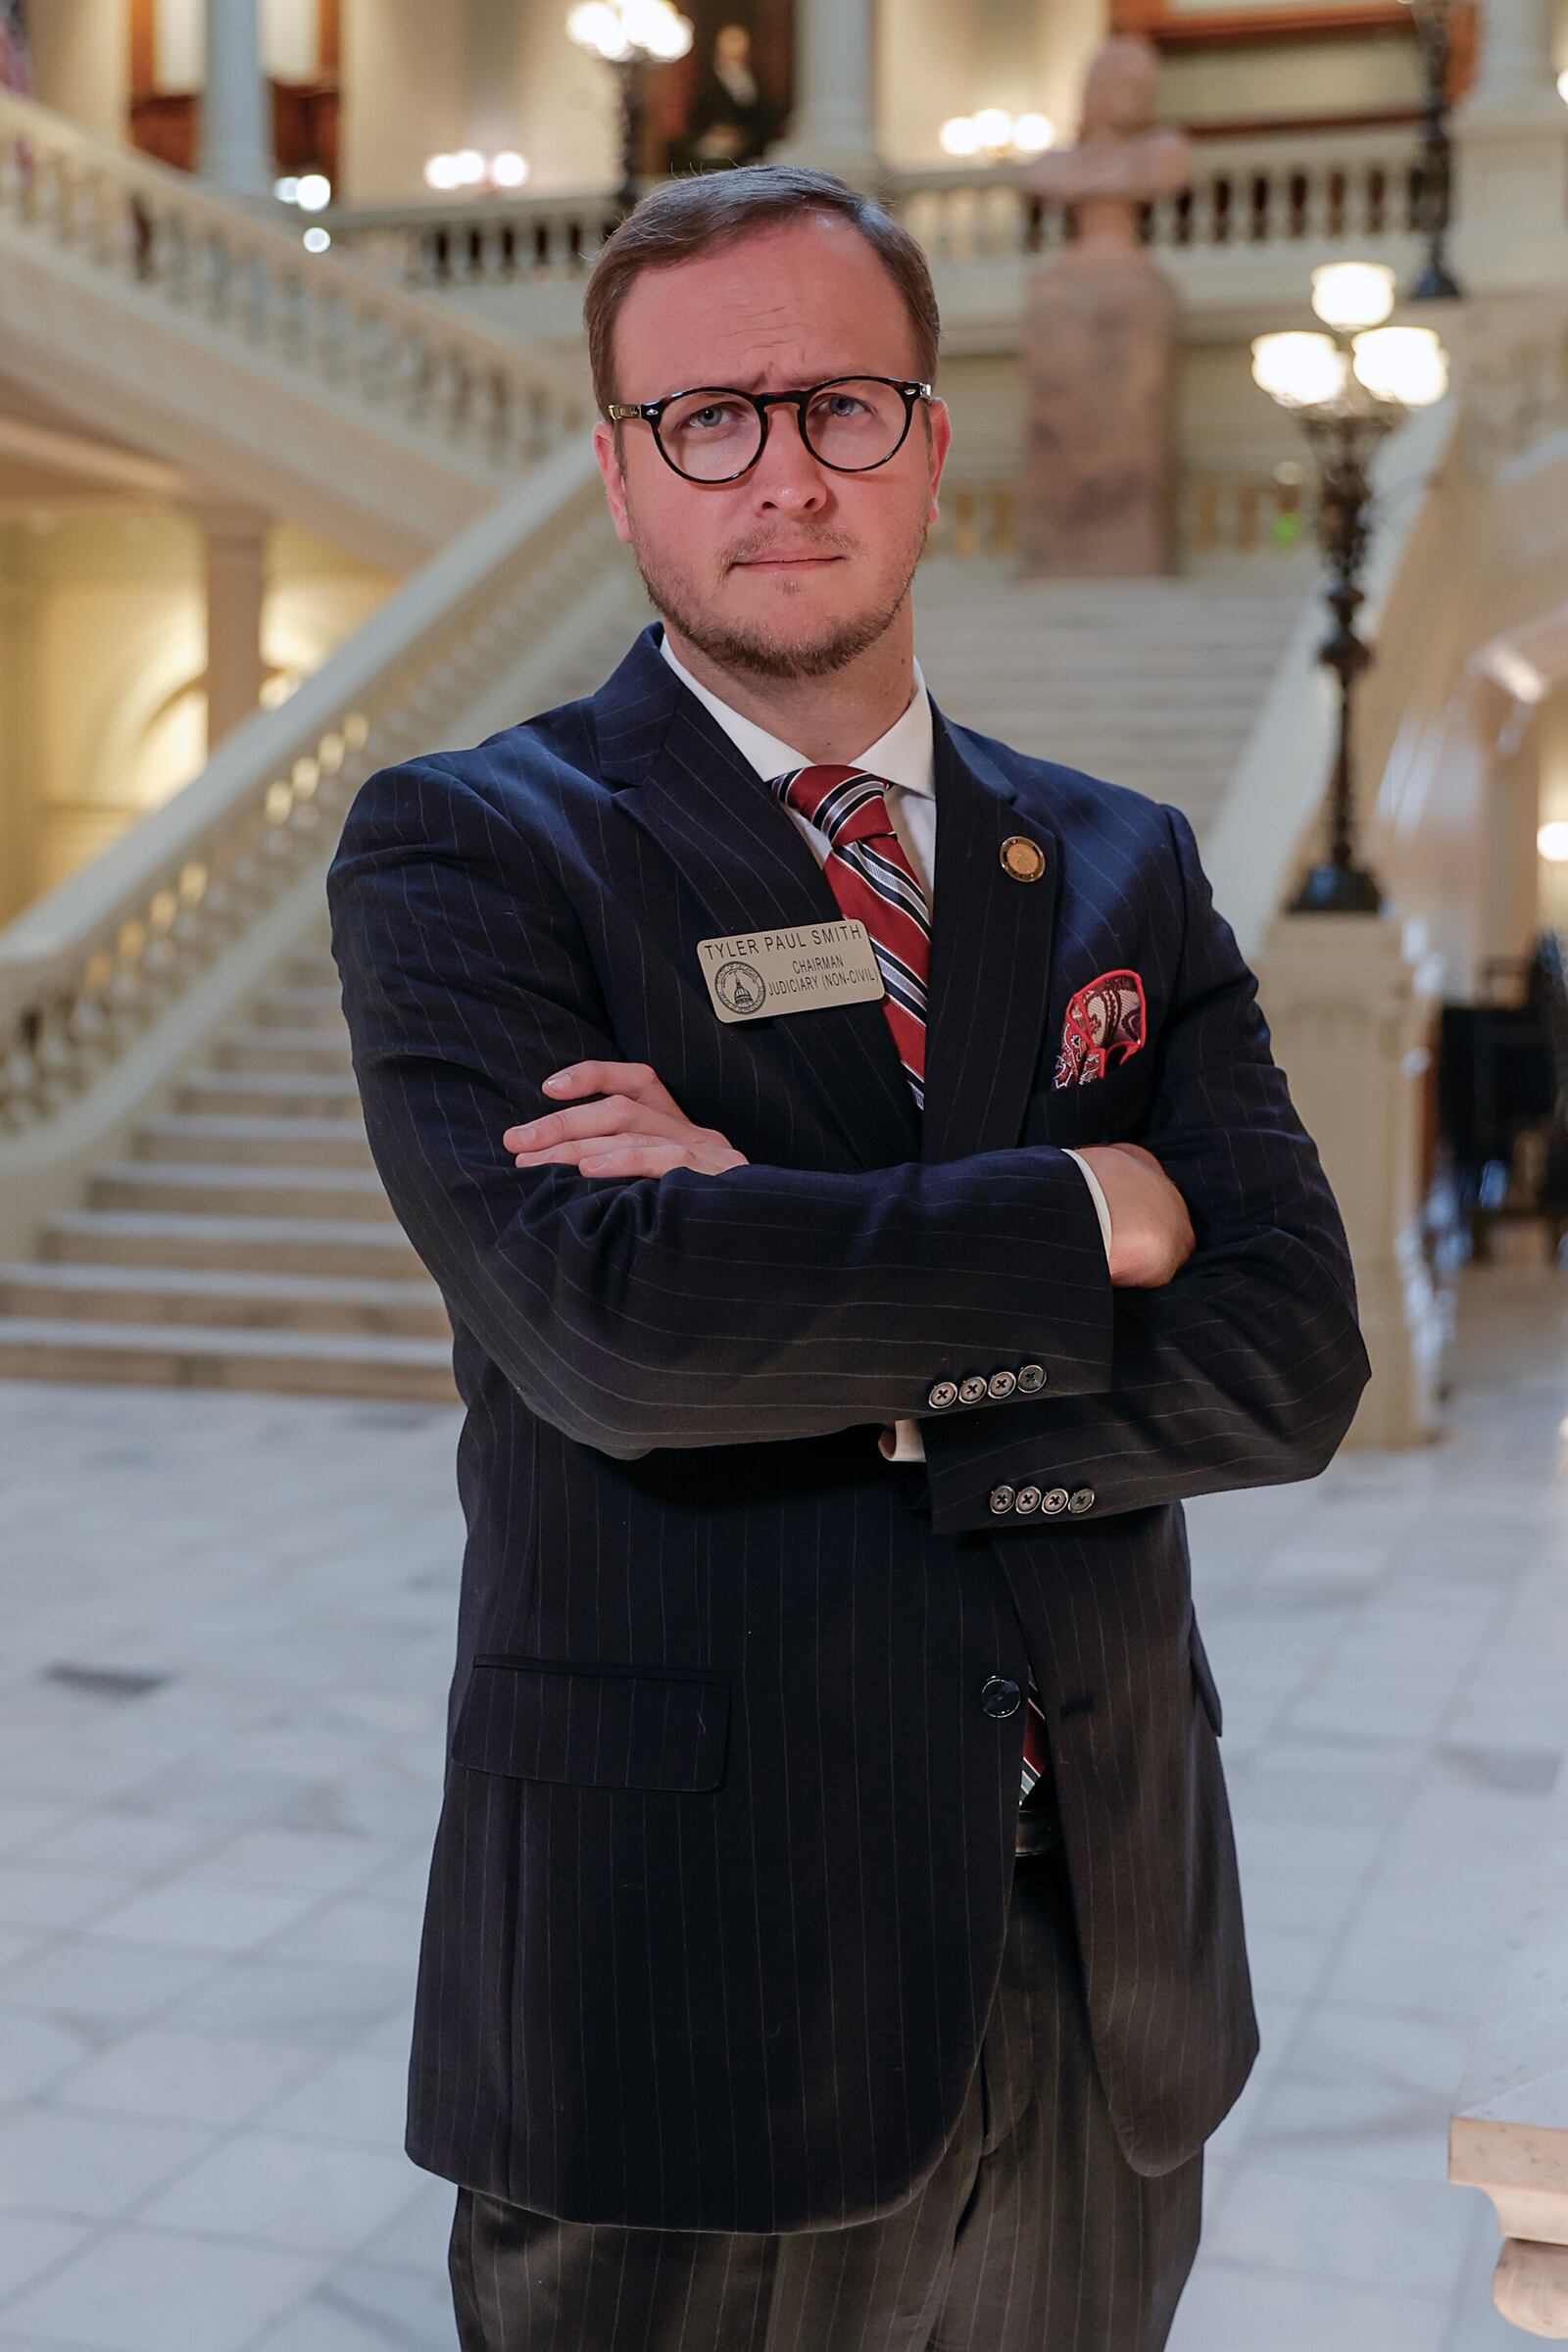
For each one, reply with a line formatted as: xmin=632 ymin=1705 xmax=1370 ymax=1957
xmin=1018 ymin=247 xmax=1181 ymax=578
xmin=1257 ymin=911 xmax=1445 ymax=1449
xmin=1450 ymin=1757 xmax=1568 ymax=2337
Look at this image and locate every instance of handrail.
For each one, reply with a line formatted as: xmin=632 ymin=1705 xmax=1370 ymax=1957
xmin=0 ymin=89 xmax=591 ymax=472
xmin=0 ymin=436 xmax=612 ymax=1140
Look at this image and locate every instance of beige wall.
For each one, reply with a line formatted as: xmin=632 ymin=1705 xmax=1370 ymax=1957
xmin=339 ymin=0 xmax=464 ymax=200
xmin=338 ymin=0 xmax=614 ymax=200
xmin=0 ymin=507 xmax=391 ymax=915
xmin=1155 ymin=32 xmax=1422 ymax=125
xmin=26 ymin=0 xmax=127 ymax=136
xmin=879 ymin=0 xmax=1111 ymax=168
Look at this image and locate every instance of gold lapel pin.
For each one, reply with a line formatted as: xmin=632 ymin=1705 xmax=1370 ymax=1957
xmin=1000 ymin=835 xmax=1047 ymax=883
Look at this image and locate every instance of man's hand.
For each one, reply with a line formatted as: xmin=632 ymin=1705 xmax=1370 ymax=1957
xmin=503 ymin=1060 xmax=749 ymax=1178
xmin=1076 ymin=1143 xmax=1196 ymax=1288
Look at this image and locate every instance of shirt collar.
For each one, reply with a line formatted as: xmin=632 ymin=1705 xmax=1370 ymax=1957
xmin=659 ymin=626 xmax=935 ymax=797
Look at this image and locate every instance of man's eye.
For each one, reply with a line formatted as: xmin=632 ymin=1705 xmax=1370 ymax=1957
xmin=692 ymin=403 xmax=743 ymax=429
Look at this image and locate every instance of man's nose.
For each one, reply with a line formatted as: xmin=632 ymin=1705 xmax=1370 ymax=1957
xmin=748 ymin=404 xmax=828 ymax=506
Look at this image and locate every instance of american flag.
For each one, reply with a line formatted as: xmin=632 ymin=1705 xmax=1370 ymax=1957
xmin=0 ymin=0 xmax=31 ymax=95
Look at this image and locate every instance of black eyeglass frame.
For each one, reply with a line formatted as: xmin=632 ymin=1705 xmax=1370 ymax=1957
xmin=604 ymin=374 xmax=936 ymax=484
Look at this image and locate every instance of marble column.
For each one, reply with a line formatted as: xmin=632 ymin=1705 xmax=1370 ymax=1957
xmin=199 ymin=0 xmax=273 ymax=200
xmin=1451 ymin=0 xmax=1568 ymax=289
xmin=1465 ymin=0 xmax=1562 ymax=114
xmin=199 ymin=504 xmax=270 ymax=752
xmin=767 ymin=0 xmax=882 ymax=188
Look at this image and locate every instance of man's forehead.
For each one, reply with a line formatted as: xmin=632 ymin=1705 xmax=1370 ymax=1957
xmin=610 ymin=222 xmax=916 ymax=398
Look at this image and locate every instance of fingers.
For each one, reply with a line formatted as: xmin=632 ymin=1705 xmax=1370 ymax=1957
xmin=541 ymin=1060 xmax=678 ymax=1112
xmin=503 ymin=1093 xmax=685 ymax=1154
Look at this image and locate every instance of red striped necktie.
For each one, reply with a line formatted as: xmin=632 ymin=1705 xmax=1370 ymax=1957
xmin=768 ymin=760 xmax=1054 ymax=1816
xmin=768 ymin=763 xmax=931 ymax=1107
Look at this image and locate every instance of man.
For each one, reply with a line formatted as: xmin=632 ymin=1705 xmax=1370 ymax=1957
xmin=326 ymin=164 xmax=1370 ymax=2351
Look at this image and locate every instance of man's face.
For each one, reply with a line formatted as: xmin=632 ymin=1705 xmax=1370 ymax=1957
xmin=592 ymin=215 xmax=951 ymax=682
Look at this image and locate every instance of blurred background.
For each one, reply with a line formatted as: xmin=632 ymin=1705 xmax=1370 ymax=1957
xmin=2 ymin=2 xmax=1568 ymax=2346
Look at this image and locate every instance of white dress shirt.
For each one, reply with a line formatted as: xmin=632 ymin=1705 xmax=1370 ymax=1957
xmin=658 ymin=631 xmax=1112 ymax=1464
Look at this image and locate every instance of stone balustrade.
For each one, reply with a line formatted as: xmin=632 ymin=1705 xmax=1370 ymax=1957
xmin=0 ymin=89 xmax=588 ymax=476
xmin=320 ymin=126 xmax=1425 ymax=294
xmin=0 ymin=440 xmax=616 ymax=1250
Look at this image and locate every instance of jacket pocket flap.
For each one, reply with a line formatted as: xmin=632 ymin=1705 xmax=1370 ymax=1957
xmin=1189 ymin=1623 xmax=1223 ymax=1737
xmin=453 ymin=1654 xmax=731 ymax=1791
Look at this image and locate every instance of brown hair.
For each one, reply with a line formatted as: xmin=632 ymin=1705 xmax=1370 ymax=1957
xmin=582 ymin=166 xmax=941 ymax=417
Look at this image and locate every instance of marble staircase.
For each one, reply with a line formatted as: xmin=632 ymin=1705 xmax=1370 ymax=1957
xmin=0 ymin=942 xmax=459 ymax=1402
xmin=913 ymin=561 xmax=1307 ymax=844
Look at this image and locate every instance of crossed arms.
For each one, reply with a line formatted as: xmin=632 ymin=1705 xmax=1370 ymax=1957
xmin=325 ymin=755 xmax=1370 ymax=1531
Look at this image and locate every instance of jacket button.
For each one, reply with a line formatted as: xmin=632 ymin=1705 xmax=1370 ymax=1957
xmin=927 ymin=1380 xmax=958 ymax=1409
xmin=1017 ymin=1363 xmax=1047 ymax=1393
xmin=1014 ymin=1485 xmax=1042 ymax=1513
xmin=1067 ymin=1487 xmax=1096 ymax=1514
xmin=988 ymin=1483 xmax=1016 ymax=1514
xmin=987 ymin=1368 xmax=1016 ymax=1398
xmin=980 ymin=1675 xmax=1022 ymax=1718
xmin=958 ymin=1374 xmax=989 ymax=1404
xmin=1041 ymin=1487 xmax=1070 ymax=1515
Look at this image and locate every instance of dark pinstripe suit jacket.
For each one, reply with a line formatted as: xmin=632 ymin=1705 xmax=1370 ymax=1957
xmin=326 ymin=617 xmax=1370 ymax=2232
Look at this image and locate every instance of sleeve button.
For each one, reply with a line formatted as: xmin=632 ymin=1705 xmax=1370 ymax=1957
xmin=927 ymin=1380 xmax=958 ymax=1409
xmin=988 ymin=1484 xmax=1017 ymax=1514
xmin=958 ymin=1375 xmax=989 ymax=1404
xmin=1017 ymin=1363 xmax=1047 ymax=1393
xmin=1014 ymin=1485 xmax=1042 ymax=1513
xmin=1067 ymin=1487 xmax=1096 ymax=1514
xmin=1041 ymin=1487 xmax=1070 ymax=1515
xmin=987 ymin=1368 xmax=1016 ymax=1398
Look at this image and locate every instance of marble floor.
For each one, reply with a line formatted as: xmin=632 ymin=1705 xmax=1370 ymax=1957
xmin=0 ymin=1258 xmax=1562 ymax=2350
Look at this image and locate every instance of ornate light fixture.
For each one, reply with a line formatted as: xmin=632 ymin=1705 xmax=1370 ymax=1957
xmin=1396 ymin=0 xmax=1463 ymax=300
xmin=938 ymin=110 xmax=1055 ymax=163
xmin=1251 ymin=263 xmax=1449 ymax=914
xmin=567 ymin=0 xmax=695 ymax=218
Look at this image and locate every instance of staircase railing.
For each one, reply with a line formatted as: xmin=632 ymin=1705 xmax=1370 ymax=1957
xmin=0 ymin=89 xmax=588 ymax=476
xmin=321 ymin=124 xmax=1425 ymax=290
xmin=0 ymin=437 xmax=623 ymax=1250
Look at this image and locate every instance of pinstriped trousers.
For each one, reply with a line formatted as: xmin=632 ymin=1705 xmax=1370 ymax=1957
xmin=448 ymin=1842 xmax=1204 ymax=2351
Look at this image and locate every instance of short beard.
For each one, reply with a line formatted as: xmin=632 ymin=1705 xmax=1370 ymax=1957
xmin=627 ymin=518 xmax=929 ymax=683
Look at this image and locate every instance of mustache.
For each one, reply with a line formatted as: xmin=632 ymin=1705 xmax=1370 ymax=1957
xmin=727 ymin=534 xmax=854 ymax=564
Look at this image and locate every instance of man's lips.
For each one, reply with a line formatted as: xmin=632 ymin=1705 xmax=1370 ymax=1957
xmin=736 ymin=553 xmax=843 ymax=568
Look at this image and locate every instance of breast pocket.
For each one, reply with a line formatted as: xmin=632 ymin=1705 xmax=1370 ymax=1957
xmin=1026 ymin=1057 xmax=1155 ymax=1150
xmin=453 ymin=1654 xmax=732 ymax=1791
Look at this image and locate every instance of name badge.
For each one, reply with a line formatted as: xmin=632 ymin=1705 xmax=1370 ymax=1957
xmin=696 ymin=919 xmax=886 ymax=1023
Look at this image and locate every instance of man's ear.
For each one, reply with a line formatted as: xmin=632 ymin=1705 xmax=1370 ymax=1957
xmin=925 ymin=397 xmax=953 ymax=523
xmin=592 ymin=419 xmax=633 ymax=545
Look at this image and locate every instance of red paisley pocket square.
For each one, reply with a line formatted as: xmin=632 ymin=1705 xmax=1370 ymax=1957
xmin=1054 ymin=968 xmax=1148 ymax=1091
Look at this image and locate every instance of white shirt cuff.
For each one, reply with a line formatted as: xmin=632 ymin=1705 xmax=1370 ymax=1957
xmin=1063 ymin=1149 xmax=1113 ymax=1259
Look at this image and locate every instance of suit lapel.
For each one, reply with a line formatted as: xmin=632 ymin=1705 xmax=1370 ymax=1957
xmin=592 ymin=625 xmax=1060 ymax=1173
xmin=920 ymin=709 xmax=1061 ymax=1166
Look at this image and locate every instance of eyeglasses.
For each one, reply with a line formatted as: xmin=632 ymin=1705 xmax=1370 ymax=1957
xmin=605 ymin=375 xmax=934 ymax=484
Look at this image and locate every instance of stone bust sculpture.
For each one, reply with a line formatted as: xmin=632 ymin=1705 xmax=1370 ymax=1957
xmin=1019 ymin=35 xmax=1193 ymax=255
